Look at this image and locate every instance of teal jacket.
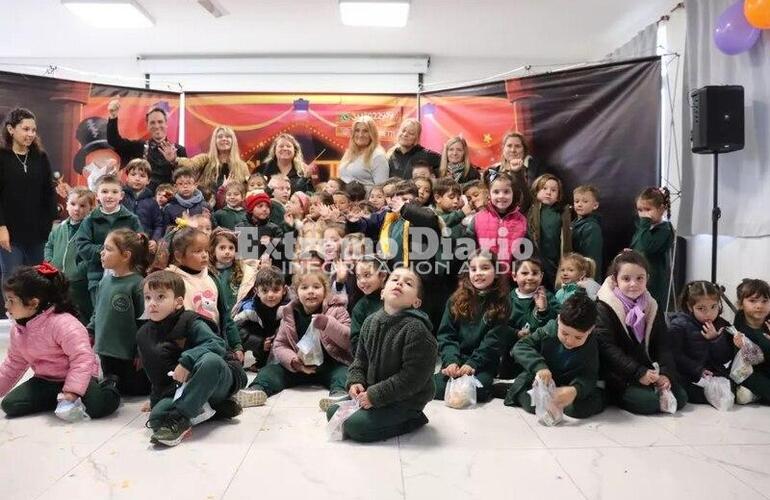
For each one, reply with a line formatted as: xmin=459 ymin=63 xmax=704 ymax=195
xmin=74 ymin=207 xmax=143 ymax=284
xmin=44 ymin=219 xmax=87 ymax=283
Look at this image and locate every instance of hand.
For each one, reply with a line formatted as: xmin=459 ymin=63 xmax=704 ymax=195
xmin=733 ymin=333 xmax=745 ymax=350
xmin=702 ymin=369 xmax=714 ymax=378
xmin=534 ymin=287 xmax=547 ymax=312
xmin=356 ymin=391 xmax=373 ymax=409
xmin=552 ymin=386 xmax=578 ymax=409
xmin=458 ymin=364 xmax=475 ymax=376
xmin=107 ymin=98 xmax=120 ymax=119
xmin=140 ymin=400 xmax=151 ymax=412
xmin=172 ymin=364 xmax=190 ymax=383
xmin=60 ymin=391 xmax=78 ymax=402
xmin=148 ymin=239 xmax=157 ymax=254
xmin=0 ymin=226 xmax=10 ymax=252
xmin=55 ymin=180 xmax=72 ymax=199
xmin=291 ymin=358 xmax=317 ymax=375
xmin=508 ymin=158 xmax=524 ymax=172
xmin=349 ymin=383 xmax=365 ymax=399
xmin=702 ymin=321 xmax=723 ymax=340
xmin=133 ymin=356 xmax=143 ymax=371
xmin=639 ymin=369 xmax=659 ymax=386
xmin=461 ymin=196 xmax=474 ymax=215
xmin=390 ymin=197 xmax=406 ymax=214
xmin=441 ymin=363 xmax=460 ymax=378
xmin=313 ymin=314 xmax=329 ymax=331
xmin=159 ymin=140 xmax=178 ymax=163
xmin=284 ymin=212 xmax=295 ymax=227
xmin=264 ymin=336 xmax=274 ymax=351
xmin=655 ymin=374 xmax=672 ymax=391
xmin=536 ymin=368 xmax=553 ymax=386
xmin=335 ymin=259 xmax=348 ymax=283
xmin=234 ymin=350 xmax=244 ymax=364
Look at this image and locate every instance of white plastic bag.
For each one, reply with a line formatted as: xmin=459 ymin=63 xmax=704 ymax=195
xmin=696 ymin=376 xmax=734 ymax=411
xmin=729 ymin=329 xmax=765 ymax=384
xmin=326 ymin=399 xmax=360 ymax=441
xmin=54 ymin=394 xmax=90 ymax=423
xmin=296 ymin=320 xmax=324 ymax=366
xmin=657 ymin=387 xmax=678 ymax=414
xmin=170 ymin=372 xmax=216 ymax=426
xmin=527 ymin=375 xmax=563 ymax=426
xmin=444 ymin=375 xmax=483 ymax=409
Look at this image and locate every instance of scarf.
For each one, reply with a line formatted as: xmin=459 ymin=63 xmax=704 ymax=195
xmin=175 ymin=189 xmax=204 ymax=209
xmin=448 ymin=163 xmax=466 ymax=181
xmin=613 ymin=287 xmax=648 ymax=343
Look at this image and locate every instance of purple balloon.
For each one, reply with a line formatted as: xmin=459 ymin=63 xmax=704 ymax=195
xmin=714 ymin=0 xmax=761 ymax=55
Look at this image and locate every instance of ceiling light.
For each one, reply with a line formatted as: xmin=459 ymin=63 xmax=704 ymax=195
xmin=62 ymin=0 xmax=155 ymax=28
xmin=339 ymin=0 xmax=410 ymax=27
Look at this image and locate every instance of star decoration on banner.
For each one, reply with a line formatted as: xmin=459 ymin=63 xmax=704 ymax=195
xmin=483 ymin=133 xmax=493 ymax=145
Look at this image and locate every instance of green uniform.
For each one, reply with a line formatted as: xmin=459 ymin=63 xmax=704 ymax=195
xmin=571 ymin=212 xmax=603 ymax=279
xmin=1 ymin=377 xmax=120 ymax=419
xmin=500 ymin=289 xmax=559 ymax=378
xmin=504 ymin=320 xmax=604 ymax=418
xmin=44 ymin=219 xmax=91 ymax=324
xmin=269 ymin=200 xmax=286 ymax=227
xmin=350 ymin=292 xmax=383 ymax=355
xmin=212 ymin=206 xmax=247 ymax=230
xmin=734 ymin=313 xmax=770 ymax=403
xmin=529 ymin=204 xmax=564 ymax=290
xmin=213 ymin=265 xmax=238 ymax=321
xmin=630 ymin=217 xmax=673 ymax=308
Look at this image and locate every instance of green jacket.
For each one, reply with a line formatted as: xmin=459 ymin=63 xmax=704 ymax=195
xmin=435 ymin=207 xmax=465 ymax=239
xmin=350 ymin=292 xmax=383 ymax=355
xmin=213 ymin=265 xmax=238 ymax=320
xmin=437 ymin=296 xmax=508 ymax=374
xmin=213 ymin=206 xmax=248 ymax=230
xmin=505 ymin=320 xmax=599 ymax=405
xmin=74 ymin=206 xmax=143 ymax=285
xmin=348 ymin=308 xmax=437 ymax=411
xmin=630 ymin=217 xmax=673 ymax=307
xmin=509 ymin=289 xmax=559 ymax=332
xmin=90 ymin=273 xmax=144 ymax=360
xmin=44 ymin=219 xmax=87 ymax=282
xmin=571 ymin=213 xmax=603 ymax=279
xmin=269 ymin=200 xmax=286 ymax=227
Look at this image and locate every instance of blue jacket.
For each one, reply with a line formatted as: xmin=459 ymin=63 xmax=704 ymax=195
xmin=122 ymin=187 xmax=163 ymax=240
xmin=161 ymin=192 xmax=211 ymax=230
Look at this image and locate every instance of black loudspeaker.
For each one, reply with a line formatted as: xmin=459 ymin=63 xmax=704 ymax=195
xmin=690 ymin=85 xmax=744 ymax=154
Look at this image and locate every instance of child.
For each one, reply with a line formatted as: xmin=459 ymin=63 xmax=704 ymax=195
xmin=324 ymin=178 xmax=345 ymax=196
xmin=349 ymin=255 xmax=388 ymax=354
xmin=0 ymin=264 xmax=120 ymax=419
xmin=414 ymin=177 xmax=432 ymax=207
xmin=463 ymin=180 xmax=488 ymax=213
xmin=166 ymin=226 xmax=243 ymax=360
xmin=236 ymin=270 xmax=352 ymax=409
xmin=74 ymin=174 xmax=143 ymax=304
xmin=91 ymin=229 xmax=151 ymax=395
xmin=331 ymin=232 xmax=368 ymax=314
xmin=162 ymin=167 xmax=211 ymax=230
xmin=527 ymin=173 xmax=572 ymax=291
xmin=505 ymin=293 xmax=605 ymax=419
xmin=209 ymin=228 xmax=245 ymax=320
xmin=669 ymin=281 xmax=734 ymax=405
xmin=283 ymin=190 xmax=310 ymax=234
xmin=595 ymin=250 xmax=687 ymax=414
xmin=410 ymin=160 xmax=434 ymax=180
xmin=381 ymin=177 xmax=400 ymax=209
xmin=555 ymin=253 xmax=601 ymax=303
xmin=247 ymin=172 xmax=267 ymax=192
xmin=570 ymin=184 xmax=603 ymax=278
xmin=189 ymin=213 xmax=213 ymax=237
xmin=45 ymin=187 xmax=95 ymax=324
xmin=435 ymin=250 xmax=510 ymax=403
xmin=467 ymin=172 xmax=527 ymax=272
xmin=213 ymin=182 xmax=248 ymax=230
xmin=233 ymin=266 xmax=288 ymax=370
xmin=122 ymin=159 xmax=164 ymax=240
xmin=323 ymin=223 xmax=345 ymax=268
xmin=732 ymin=279 xmax=770 ymax=404
xmin=268 ymin=174 xmax=292 ymax=204
xmin=630 ymin=187 xmax=674 ymax=308
xmin=367 ymin=184 xmax=386 ymax=212
xmin=138 ymin=270 xmax=247 ymax=446
xmin=155 ymin=183 xmax=175 ymax=210
xmin=241 ymin=191 xmax=283 ymax=238
xmin=326 ymin=267 xmax=437 ymax=442
xmin=345 ymin=180 xmax=367 ymax=203
xmin=333 ymin=191 xmax=352 ymax=213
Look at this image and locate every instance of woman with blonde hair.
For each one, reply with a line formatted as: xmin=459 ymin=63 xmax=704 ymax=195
xmin=177 ymin=126 xmax=250 ymax=208
xmin=258 ymin=133 xmax=312 ymax=193
xmin=338 ymin=116 xmax=389 ymax=189
xmin=387 ymin=118 xmax=440 ymax=178
xmin=438 ymin=136 xmax=479 ymax=183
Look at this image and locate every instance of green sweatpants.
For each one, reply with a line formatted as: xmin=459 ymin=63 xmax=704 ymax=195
xmin=149 ymin=352 xmax=233 ymax=426
xmin=741 ymin=370 xmax=770 ymax=403
xmin=326 ymin=403 xmax=429 ymax=443
xmin=433 ymin=371 xmax=494 ymax=403
xmin=617 ymin=383 xmax=688 ymax=415
xmin=1 ymin=376 xmax=120 ymax=418
xmin=249 ymin=358 xmax=348 ymax=396
xmin=516 ymin=387 xmax=606 ymax=419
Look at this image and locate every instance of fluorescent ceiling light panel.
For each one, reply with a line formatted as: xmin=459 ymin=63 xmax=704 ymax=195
xmin=62 ymin=0 xmax=155 ymax=28
xmin=339 ymin=1 xmax=410 ymax=27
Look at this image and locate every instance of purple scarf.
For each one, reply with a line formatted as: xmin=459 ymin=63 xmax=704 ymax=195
xmin=613 ymin=287 xmax=648 ymax=343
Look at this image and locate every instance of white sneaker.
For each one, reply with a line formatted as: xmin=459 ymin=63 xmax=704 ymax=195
xmin=233 ymin=389 xmax=267 ymax=408
xmin=736 ymin=386 xmax=760 ymax=405
xmin=319 ymin=393 xmax=349 ymax=412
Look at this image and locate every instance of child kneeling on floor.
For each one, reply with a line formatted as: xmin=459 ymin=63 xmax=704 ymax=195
xmin=326 ymin=267 xmax=438 ymax=442
xmin=505 ymin=292 xmax=605 ymax=419
xmin=138 ymin=270 xmax=247 ymax=447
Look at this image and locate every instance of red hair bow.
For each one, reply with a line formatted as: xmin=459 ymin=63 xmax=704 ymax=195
xmin=35 ymin=262 xmax=59 ymax=277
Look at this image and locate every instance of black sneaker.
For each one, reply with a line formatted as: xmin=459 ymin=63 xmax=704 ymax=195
xmin=150 ymin=410 xmax=192 ymax=447
xmin=211 ymin=399 xmax=243 ymax=420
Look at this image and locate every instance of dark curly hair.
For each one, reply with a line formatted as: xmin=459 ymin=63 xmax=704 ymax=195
xmin=3 ymin=265 xmax=78 ymax=317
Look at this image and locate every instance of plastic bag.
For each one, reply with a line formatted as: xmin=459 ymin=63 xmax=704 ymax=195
xmin=696 ymin=376 xmax=734 ymax=411
xmin=444 ymin=375 xmax=483 ymax=409
xmin=527 ymin=375 xmax=563 ymax=426
xmin=54 ymin=394 xmax=90 ymax=423
xmin=170 ymin=372 xmax=216 ymax=426
xmin=657 ymin=387 xmax=678 ymax=414
xmin=296 ymin=320 xmax=324 ymax=366
xmin=326 ymin=399 xmax=360 ymax=441
xmin=729 ymin=330 xmax=765 ymax=383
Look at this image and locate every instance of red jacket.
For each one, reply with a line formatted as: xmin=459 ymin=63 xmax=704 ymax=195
xmin=471 ymin=202 xmax=528 ymax=263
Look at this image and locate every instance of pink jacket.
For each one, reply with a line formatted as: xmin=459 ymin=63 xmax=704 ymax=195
xmin=0 ymin=308 xmax=99 ymax=397
xmin=273 ymin=293 xmax=352 ymax=371
xmin=473 ymin=202 xmax=528 ymax=262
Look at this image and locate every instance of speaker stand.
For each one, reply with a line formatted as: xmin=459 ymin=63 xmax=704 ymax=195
xmin=711 ymin=152 xmax=720 ymax=284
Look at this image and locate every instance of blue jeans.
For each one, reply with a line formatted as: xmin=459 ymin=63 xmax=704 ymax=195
xmin=0 ymin=243 xmax=45 ymax=280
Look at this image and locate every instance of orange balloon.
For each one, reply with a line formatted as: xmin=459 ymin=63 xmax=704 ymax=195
xmin=745 ymin=0 xmax=770 ymax=29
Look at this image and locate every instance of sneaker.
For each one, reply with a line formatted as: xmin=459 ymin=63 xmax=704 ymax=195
xmin=319 ymin=392 xmax=349 ymax=412
xmin=232 ymin=389 xmax=267 ymax=408
xmin=211 ymin=399 xmax=243 ymax=420
xmin=150 ymin=411 xmax=192 ymax=447
xmin=736 ymin=386 xmax=760 ymax=405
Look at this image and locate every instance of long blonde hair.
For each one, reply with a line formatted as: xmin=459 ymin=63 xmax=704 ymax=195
xmin=439 ymin=136 xmax=471 ymax=178
xmin=263 ymin=133 xmax=307 ymax=177
xmin=386 ymin=118 xmax=422 ymax=159
xmin=340 ymin=115 xmax=383 ymax=169
xmin=201 ymin=126 xmax=249 ymax=188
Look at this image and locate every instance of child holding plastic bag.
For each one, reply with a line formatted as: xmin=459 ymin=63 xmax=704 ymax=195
xmin=669 ymin=281 xmax=736 ymax=407
xmin=505 ymin=293 xmax=605 ymax=420
xmin=238 ymin=269 xmax=352 ymax=409
xmin=435 ymin=250 xmax=510 ymax=405
xmin=595 ymin=251 xmax=687 ymax=414
xmin=326 ymin=268 xmax=437 ymax=442
xmin=731 ymin=279 xmax=770 ymax=404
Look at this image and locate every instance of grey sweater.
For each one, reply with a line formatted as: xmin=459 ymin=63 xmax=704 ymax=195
xmin=339 ymin=150 xmax=389 ymax=187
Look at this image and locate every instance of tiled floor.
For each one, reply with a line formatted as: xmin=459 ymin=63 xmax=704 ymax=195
xmin=1 ymin=335 xmax=770 ymax=500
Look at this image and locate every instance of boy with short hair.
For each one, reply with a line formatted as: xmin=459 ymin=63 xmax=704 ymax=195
xmin=410 ymin=159 xmax=435 ymax=180
xmin=504 ymin=293 xmax=604 ymax=419
xmin=432 ymin=178 xmax=468 ymax=237
xmin=326 ymin=267 xmax=437 ymax=442
xmin=213 ymin=182 xmax=248 ymax=230
xmin=268 ymin=174 xmax=292 ymax=205
xmin=155 ymin=183 xmax=175 ymax=210
xmin=45 ymin=186 xmax=96 ymax=324
xmin=571 ymin=185 xmax=603 ymax=279
xmin=241 ymin=191 xmax=284 ymax=238
xmin=122 ymin=158 xmax=164 ymax=240
xmin=162 ymin=167 xmax=211 ymax=229
xmin=138 ymin=270 xmax=247 ymax=447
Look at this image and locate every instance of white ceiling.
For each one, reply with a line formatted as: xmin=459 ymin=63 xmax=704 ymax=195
xmin=7 ymin=0 xmax=675 ymax=62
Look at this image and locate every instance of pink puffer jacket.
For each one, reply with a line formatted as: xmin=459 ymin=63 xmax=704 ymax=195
xmin=473 ymin=202 xmax=528 ymax=262
xmin=0 ymin=307 xmax=99 ymax=397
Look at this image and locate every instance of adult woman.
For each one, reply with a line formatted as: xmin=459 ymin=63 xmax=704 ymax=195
xmin=257 ymin=133 xmax=312 ymax=194
xmin=177 ymin=126 xmax=250 ymax=208
xmin=338 ymin=116 xmax=389 ymax=189
xmin=106 ymin=98 xmax=187 ymax=192
xmin=486 ymin=132 xmax=543 ymax=213
xmin=438 ymin=136 xmax=480 ymax=184
xmin=0 ymin=108 xmax=57 ymax=276
xmin=387 ymin=118 xmax=441 ymax=179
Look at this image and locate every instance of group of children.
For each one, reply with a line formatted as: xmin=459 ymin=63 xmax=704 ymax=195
xmin=0 ymin=152 xmax=767 ymax=448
